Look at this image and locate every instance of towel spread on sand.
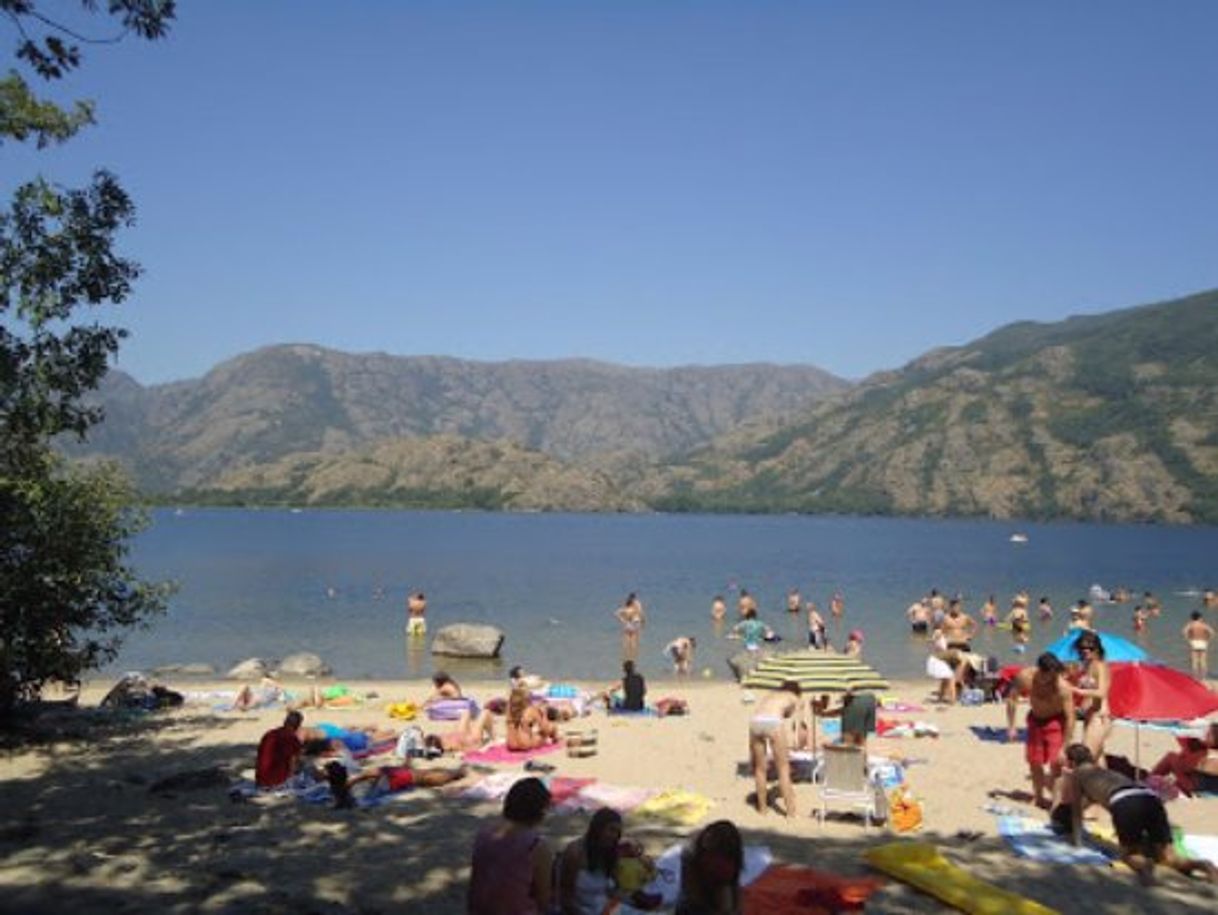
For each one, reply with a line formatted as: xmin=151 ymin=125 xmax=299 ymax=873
xmin=559 ymin=783 xmax=658 ymax=813
xmin=644 ymin=843 xmax=773 ymax=908
xmin=1182 ymin=834 xmax=1218 ymax=865
xmin=743 ymin=864 xmax=885 ymax=914
xmin=460 ymin=771 xmax=528 ymax=801
xmin=462 ymin=741 xmax=563 ymax=764
xmin=997 ymin=816 xmax=1112 ymax=866
xmin=971 ymin=725 xmax=1025 ymax=744
xmin=632 ymin=788 xmax=714 ymax=826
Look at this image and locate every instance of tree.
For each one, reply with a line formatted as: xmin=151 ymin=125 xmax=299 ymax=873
xmin=1 ymin=1 xmax=177 ymax=717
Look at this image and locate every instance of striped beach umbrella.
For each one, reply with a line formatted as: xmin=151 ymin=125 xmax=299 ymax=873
xmin=742 ymin=650 xmax=889 ymax=693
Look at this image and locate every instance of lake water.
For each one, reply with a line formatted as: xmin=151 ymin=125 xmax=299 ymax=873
xmin=113 ymin=509 xmax=1218 ymax=683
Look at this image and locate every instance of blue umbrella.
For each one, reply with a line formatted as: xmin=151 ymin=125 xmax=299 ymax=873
xmin=1045 ymin=630 xmax=1149 ymax=663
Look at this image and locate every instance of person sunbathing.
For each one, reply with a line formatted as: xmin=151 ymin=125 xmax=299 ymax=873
xmin=1151 ymin=722 xmax=1218 ymax=796
xmin=506 ymin=687 xmax=559 ymax=751
xmin=325 ymin=758 xmax=468 ymax=808
xmin=300 ymin=721 xmax=397 ymax=755
xmin=430 ymin=706 xmax=497 ymax=753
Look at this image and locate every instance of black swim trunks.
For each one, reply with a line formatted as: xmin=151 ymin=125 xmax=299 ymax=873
xmin=911 ymin=621 xmax=929 ymax=634
xmin=1109 ymin=787 xmax=1171 ymax=849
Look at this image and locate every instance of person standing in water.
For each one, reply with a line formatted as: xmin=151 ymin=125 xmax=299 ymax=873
xmin=807 ymin=601 xmax=828 ymax=650
xmin=710 ymin=595 xmax=727 ymax=622
xmin=1183 ymin=612 xmax=1214 ymax=681
xmin=737 ymin=589 xmax=757 ymax=619
xmin=616 ymin=593 xmax=645 ymax=660
xmin=406 ymin=592 xmax=428 ymax=636
xmin=830 ymin=591 xmax=845 ymax=622
xmin=786 ymin=588 xmax=802 ymax=615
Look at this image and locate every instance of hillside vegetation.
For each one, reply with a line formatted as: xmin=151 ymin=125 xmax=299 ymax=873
xmin=651 ymin=290 xmax=1218 ymax=523
xmin=69 ymin=347 xmax=848 ymax=493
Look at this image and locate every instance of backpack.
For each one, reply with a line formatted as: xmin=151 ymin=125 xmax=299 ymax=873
xmin=396 ymin=726 xmax=425 ymax=759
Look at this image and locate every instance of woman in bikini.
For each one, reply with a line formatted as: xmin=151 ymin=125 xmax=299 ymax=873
xmin=747 ymin=680 xmax=803 ymax=817
xmin=506 ymin=687 xmax=559 ymax=752
xmin=615 ymin=593 xmax=645 ymax=660
xmin=1069 ymin=631 xmax=1112 ymax=761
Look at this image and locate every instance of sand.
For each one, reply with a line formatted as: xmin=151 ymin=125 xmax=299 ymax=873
xmin=2 ymin=674 xmax=1216 ymax=914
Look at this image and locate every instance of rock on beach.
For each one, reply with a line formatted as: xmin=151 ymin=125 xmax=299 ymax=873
xmin=430 ymin=623 xmax=505 ymax=659
xmin=276 ymin=652 xmax=332 ymax=677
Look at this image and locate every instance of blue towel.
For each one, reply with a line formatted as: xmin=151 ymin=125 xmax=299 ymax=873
xmin=997 ymin=815 xmax=1112 ymax=865
xmin=970 ymin=725 xmax=1024 ymax=743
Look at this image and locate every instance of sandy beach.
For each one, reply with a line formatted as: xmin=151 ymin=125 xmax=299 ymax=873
xmin=2 ymin=674 xmax=1216 ymax=914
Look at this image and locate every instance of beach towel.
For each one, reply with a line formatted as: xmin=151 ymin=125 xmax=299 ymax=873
xmin=462 ymin=741 xmax=563 ymax=764
xmin=633 ymin=788 xmax=714 ymax=826
xmin=546 ymin=776 xmax=596 ymax=806
xmin=460 ymin=771 xmax=529 ymax=801
xmin=644 ymin=843 xmax=772 ymax=909
xmin=426 ymin=697 xmax=479 ymax=721
xmin=1181 ymin=834 xmax=1218 ymax=865
xmin=558 ymin=782 xmax=657 ymax=813
xmin=971 ymin=725 xmax=1023 ymax=744
xmin=743 ymin=864 xmax=884 ymax=914
xmin=880 ymin=699 xmax=926 ymax=713
xmin=996 ymin=816 xmax=1112 ymax=866
xmin=607 ymin=706 xmax=658 ymax=717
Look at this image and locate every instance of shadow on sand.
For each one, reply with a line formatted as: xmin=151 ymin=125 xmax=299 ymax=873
xmin=2 ymin=707 xmax=1216 ymax=914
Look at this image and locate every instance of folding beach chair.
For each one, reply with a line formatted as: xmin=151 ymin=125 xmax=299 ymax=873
xmin=814 ymin=744 xmax=879 ymax=829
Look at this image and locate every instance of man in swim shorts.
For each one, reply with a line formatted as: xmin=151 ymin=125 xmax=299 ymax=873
xmin=1006 ymin=653 xmax=1074 ymax=808
xmin=1183 ymin=611 xmax=1214 ymax=680
xmin=941 ymin=599 xmax=977 ymax=651
xmin=748 ymin=680 xmax=803 ymax=818
xmin=406 ymin=592 xmax=427 ymax=635
xmin=1057 ymin=744 xmax=1217 ymax=885
xmin=906 ymin=599 xmax=931 ymax=634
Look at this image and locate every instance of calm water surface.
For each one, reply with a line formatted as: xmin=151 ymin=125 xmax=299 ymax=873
xmin=114 ymin=509 xmax=1218 ymax=683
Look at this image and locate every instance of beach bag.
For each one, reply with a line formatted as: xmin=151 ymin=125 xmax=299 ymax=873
xmin=614 ymin=840 xmax=656 ymax=893
xmin=395 ymin=726 xmax=426 ymax=759
xmin=386 ymin=701 xmax=419 ymax=721
xmin=889 ymin=787 xmax=923 ymax=833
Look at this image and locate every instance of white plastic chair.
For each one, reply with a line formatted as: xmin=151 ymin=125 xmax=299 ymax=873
xmin=814 ymin=743 xmax=878 ymax=828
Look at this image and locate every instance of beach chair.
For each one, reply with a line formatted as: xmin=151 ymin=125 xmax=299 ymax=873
xmin=814 ymin=744 xmax=878 ymax=829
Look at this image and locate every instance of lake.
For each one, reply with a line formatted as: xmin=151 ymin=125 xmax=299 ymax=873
xmin=113 ymin=509 xmax=1218 ymax=683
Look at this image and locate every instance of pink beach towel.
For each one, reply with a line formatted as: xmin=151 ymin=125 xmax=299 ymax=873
xmin=462 ymin=741 xmax=564 ymax=764
xmin=559 ymin=782 xmax=658 ymax=813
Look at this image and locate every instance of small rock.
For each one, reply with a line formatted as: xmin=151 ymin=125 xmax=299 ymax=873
xmin=226 ymin=658 xmax=271 ymax=680
xmin=276 ymin=652 xmax=332 ymax=677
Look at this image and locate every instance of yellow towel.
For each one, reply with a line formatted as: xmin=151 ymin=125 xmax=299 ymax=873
xmin=386 ymin=701 xmax=419 ymax=721
xmin=633 ymin=789 xmax=714 ymax=826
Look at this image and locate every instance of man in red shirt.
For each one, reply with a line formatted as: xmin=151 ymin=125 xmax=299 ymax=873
xmin=256 ymin=710 xmax=304 ymax=788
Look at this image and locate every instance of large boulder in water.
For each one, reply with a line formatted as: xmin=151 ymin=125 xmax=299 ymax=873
xmin=227 ymin=658 xmax=271 ymax=680
xmin=277 ymin=652 xmax=332 ymax=677
xmin=727 ymin=648 xmax=772 ymax=682
xmin=431 ymin=623 xmax=505 ymax=659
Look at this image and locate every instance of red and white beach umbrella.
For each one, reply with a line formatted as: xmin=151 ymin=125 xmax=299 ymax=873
xmin=1107 ymin=662 xmax=1218 ymax=768
xmin=1108 ymin=662 xmax=1218 ymax=722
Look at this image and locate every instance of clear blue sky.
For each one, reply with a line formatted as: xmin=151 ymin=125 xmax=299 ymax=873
xmin=7 ymin=1 xmax=1217 ymax=384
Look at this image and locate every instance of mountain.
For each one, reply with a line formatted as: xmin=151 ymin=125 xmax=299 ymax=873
xmin=69 ymin=346 xmax=849 ymax=493
xmin=651 ymin=290 xmax=1218 ymax=523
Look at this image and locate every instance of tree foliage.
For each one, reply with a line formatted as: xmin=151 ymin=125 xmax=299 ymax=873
xmin=1 ymin=0 xmax=175 ymax=717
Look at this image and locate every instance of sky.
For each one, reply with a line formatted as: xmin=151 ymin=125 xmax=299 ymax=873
xmin=5 ymin=1 xmax=1218 ymax=385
